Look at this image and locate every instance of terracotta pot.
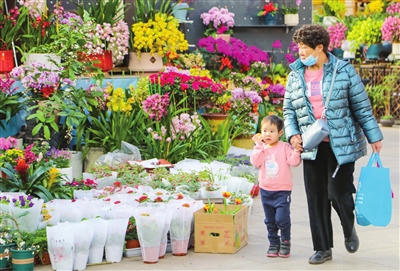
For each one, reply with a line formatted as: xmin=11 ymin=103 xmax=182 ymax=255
xmin=125 ymin=239 xmax=140 ymax=249
xmin=141 ymin=246 xmax=159 ymax=264
xmin=171 ymin=239 xmax=189 ymax=256
xmin=215 ymin=34 xmax=231 ymax=43
xmin=40 ymin=252 xmax=51 ymax=265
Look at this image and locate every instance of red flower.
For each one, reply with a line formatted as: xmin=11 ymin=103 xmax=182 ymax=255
xmin=40 ymin=86 xmax=55 ymax=98
xmin=182 ymin=203 xmax=190 ymax=208
xmin=176 ymin=193 xmax=184 ymax=200
xmin=222 ymin=191 xmax=231 ymax=198
xmin=154 ymin=196 xmax=163 ymax=202
xmin=14 ymin=159 xmax=29 ymax=174
xmin=261 ymin=3 xmax=278 ymax=16
xmin=113 ymin=181 xmax=121 ymax=187
xmin=138 ymin=195 xmax=148 ymax=202
xmin=114 ymin=200 xmax=121 ymax=204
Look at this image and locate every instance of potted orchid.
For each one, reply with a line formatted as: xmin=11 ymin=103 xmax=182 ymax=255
xmin=200 ymin=7 xmax=235 ymax=41
xmin=75 ymin=0 xmax=130 ymax=70
xmin=381 ymin=2 xmax=400 ymax=59
xmin=327 ymin=22 xmax=348 ymax=58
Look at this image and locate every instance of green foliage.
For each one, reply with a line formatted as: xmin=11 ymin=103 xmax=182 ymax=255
xmin=132 ymin=0 xmax=175 ymax=23
xmin=0 ymin=5 xmax=28 ymax=50
xmin=75 ymin=0 xmax=128 ymax=25
xmin=24 ymin=228 xmax=48 ymax=259
xmin=0 ymin=91 xmax=24 ymax=129
xmin=125 ymin=216 xmax=138 ymax=240
xmin=366 ymin=69 xmax=400 ymax=117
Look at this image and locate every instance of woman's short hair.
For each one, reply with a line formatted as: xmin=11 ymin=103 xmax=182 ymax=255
xmin=293 ymin=24 xmax=330 ymax=54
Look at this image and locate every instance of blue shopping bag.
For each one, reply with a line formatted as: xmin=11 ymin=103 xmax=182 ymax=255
xmin=355 ymin=153 xmax=392 ymax=226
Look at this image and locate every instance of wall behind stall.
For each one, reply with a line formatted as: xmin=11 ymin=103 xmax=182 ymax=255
xmin=45 ymin=0 xmax=312 ymax=65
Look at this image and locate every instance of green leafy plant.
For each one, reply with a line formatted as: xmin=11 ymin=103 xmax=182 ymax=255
xmin=366 ymin=69 xmax=400 ymax=118
xmin=24 ymin=228 xmax=48 ymax=260
xmin=125 ymin=216 xmax=138 ymax=240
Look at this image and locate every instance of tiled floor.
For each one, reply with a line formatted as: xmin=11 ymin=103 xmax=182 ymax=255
xmin=34 ymin=126 xmax=400 ymax=271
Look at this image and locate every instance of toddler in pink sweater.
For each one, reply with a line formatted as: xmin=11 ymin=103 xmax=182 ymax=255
xmin=250 ymin=115 xmax=301 ymax=258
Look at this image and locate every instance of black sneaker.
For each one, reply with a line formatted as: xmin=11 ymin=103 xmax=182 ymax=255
xmin=279 ymin=240 xmax=291 ymax=258
xmin=267 ymin=244 xmax=280 ymax=257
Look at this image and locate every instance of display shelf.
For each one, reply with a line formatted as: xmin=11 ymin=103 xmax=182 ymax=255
xmin=234 ymin=25 xmax=294 ymax=33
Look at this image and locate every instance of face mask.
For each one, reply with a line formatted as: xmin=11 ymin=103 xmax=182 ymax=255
xmin=301 ymin=51 xmax=319 ymax=66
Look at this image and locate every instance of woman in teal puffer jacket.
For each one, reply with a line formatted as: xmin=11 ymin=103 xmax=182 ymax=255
xmin=283 ymin=24 xmax=383 ymax=265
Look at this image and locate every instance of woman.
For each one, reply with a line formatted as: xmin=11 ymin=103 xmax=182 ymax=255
xmin=283 ymin=24 xmax=383 ymax=264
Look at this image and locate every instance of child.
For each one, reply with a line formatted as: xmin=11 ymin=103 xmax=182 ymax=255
xmin=250 ymin=115 xmax=301 ymax=258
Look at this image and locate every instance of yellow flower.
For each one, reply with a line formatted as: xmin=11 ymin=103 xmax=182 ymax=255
xmin=47 ymin=168 xmax=60 ymax=189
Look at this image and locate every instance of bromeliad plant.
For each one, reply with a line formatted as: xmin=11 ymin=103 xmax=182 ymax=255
xmin=258 ymin=2 xmax=278 ymax=17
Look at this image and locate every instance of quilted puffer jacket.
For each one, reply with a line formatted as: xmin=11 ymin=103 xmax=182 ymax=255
xmin=283 ymin=53 xmax=383 ymax=165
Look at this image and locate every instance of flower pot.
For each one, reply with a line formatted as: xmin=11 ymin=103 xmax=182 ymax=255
xmin=380 ymin=118 xmax=395 ymax=127
xmin=83 ymin=147 xmax=104 ymax=172
xmin=341 ymin=40 xmax=356 ymax=59
xmin=171 ymin=239 xmax=189 ymax=256
xmin=172 ymin=2 xmax=189 ymax=21
xmin=70 ymin=151 xmax=83 ymax=181
xmin=128 ymin=52 xmax=163 ymax=72
xmin=10 ymin=248 xmax=35 ymax=271
xmin=379 ymin=41 xmax=392 ymax=59
xmin=264 ymin=13 xmax=277 ymax=25
xmin=24 ymin=53 xmax=61 ymax=70
xmin=0 ymin=243 xmax=15 ymax=269
xmin=201 ymin=113 xmax=229 ymax=133
xmin=86 ymin=50 xmax=113 ymax=72
xmin=126 ymin=239 xmax=140 ymax=249
xmin=0 ymin=50 xmax=15 ymax=73
xmin=39 ymin=251 xmax=51 ymax=265
xmin=322 ymin=16 xmax=338 ymax=27
xmin=391 ymin=42 xmax=400 ymax=59
xmin=159 ymin=241 xmax=167 ymax=259
xmin=141 ymin=246 xmax=159 ymax=264
xmin=215 ymin=34 xmax=231 ymax=43
xmin=232 ymin=135 xmax=255 ymax=150
xmin=56 ymin=166 xmax=73 ymax=184
xmin=364 ymin=43 xmax=382 ymax=60
xmin=284 ymin=14 xmax=299 ymax=26
xmin=331 ymin=48 xmax=344 ymax=59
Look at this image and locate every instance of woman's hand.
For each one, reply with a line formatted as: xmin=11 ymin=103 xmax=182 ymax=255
xmin=371 ymin=141 xmax=382 ymax=153
xmin=290 ymin=134 xmax=303 ymax=152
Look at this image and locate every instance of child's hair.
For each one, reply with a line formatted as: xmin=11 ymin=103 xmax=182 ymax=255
xmin=261 ymin=115 xmax=284 ymax=132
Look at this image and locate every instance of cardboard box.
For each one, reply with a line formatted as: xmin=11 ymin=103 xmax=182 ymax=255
xmin=194 ymin=204 xmax=249 ymax=254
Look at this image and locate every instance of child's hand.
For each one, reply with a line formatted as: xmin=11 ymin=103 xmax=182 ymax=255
xmin=252 ymin=133 xmax=263 ymax=143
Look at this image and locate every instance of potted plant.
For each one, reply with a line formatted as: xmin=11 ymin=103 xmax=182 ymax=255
xmin=346 ymin=14 xmax=386 ymax=59
xmin=25 ymin=227 xmax=50 ymax=265
xmin=281 ymin=0 xmax=301 ymax=26
xmin=125 ymin=216 xmax=140 ymax=248
xmin=129 ymin=9 xmax=188 ymax=72
xmin=257 ymin=2 xmax=279 ymax=25
xmin=200 ymin=7 xmax=235 ymax=41
xmin=327 ymin=22 xmax=347 ymax=58
xmin=0 ymin=210 xmax=36 ymax=270
xmin=321 ymin=0 xmax=347 ymax=26
xmin=381 ymin=3 xmax=400 ymax=60
xmin=45 ymin=147 xmax=73 ymax=183
xmin=75 ymin=0 xmax=129 ymax=70
xmin=0 ymin=3 xmax=27 ymax=72
xmin=0 ymin=74 xmax=25 ymax=130
xmin=366 ymin=70 xmax=399 ymax=127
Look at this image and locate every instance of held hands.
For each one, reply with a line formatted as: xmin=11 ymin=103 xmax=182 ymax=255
xmin=290 ymin=134 xmax=303 ymax=152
